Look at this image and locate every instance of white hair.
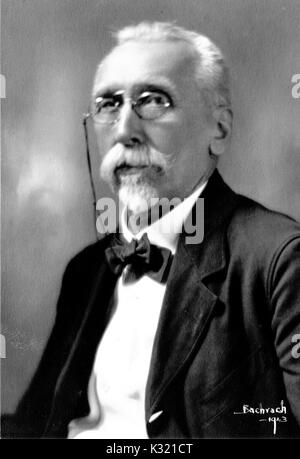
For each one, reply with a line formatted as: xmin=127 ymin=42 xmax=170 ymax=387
xmin=110 ymin=21 xmax=231 ymax=109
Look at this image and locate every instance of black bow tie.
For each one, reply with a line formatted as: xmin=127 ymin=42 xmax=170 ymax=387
xmin=105 ymin=233 xmax=173 ymax=284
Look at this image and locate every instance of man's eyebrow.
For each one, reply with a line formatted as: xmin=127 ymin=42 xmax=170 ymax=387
xmin=92 ymin=88 xmax=117 ymax=100
xmin=134 ymin=77 xmax=177 ymax=98
xmin=92 ymin=77 xmax=178 ymax=101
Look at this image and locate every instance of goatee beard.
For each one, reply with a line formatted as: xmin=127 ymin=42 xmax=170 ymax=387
xmin=118 ymin=174 xmax=159 ymax=215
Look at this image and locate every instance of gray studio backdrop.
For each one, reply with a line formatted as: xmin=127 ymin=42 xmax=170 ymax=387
xmin=2 ymin=0 xmax=300 ymax=413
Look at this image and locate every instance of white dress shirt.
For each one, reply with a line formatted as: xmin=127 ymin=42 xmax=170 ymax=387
xmin=68 ymin=183 xmax=206 ymax=439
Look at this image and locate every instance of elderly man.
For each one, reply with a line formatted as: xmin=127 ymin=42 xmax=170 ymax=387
xmin=2 ymin=21 xmax=300 ymax=439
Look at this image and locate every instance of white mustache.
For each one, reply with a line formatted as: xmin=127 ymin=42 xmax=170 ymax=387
xmin=100 ymin=143 xmax=172 ymax=186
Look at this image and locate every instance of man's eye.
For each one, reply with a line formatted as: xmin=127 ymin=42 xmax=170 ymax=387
xmin=139 ymin=92 xmax=172 ymax=107
xmin=95 ymin=97 xmax=120 ymax=113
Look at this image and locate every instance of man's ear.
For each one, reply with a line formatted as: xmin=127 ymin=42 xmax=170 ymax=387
xmin=209 ymin=107 xmax=233 ymax=157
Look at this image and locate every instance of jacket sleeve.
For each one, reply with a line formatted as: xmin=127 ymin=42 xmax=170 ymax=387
xmin=1 ymin=257 xmax=81 ymax=438
xmin=269 ymin=235 xmax=300 ymax=426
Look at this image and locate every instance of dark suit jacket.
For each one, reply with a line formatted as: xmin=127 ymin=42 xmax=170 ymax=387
xmin=2 ymin=170 xmax=300 ymax=438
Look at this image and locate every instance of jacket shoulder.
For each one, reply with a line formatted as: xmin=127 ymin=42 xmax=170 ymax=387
xmin=229 ymin=195 xmax=300 ymax=249
xmin=226 ymin=195 xmax=300 ymax=281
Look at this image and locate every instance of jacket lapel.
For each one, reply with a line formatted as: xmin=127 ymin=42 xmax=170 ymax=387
xmin=145 ymin=170 xmax=241 ymax=418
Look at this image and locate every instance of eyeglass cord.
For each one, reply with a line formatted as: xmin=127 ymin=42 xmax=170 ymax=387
xmin=83 ymin=115 xmax=100 ymax=241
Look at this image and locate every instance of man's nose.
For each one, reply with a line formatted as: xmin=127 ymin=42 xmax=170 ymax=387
xmin=113 ymin=102 xmax=145 ymax=147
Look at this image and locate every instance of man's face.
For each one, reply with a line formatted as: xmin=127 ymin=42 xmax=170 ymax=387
xmin=93 ymin=40 xmax=216 ymax=213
